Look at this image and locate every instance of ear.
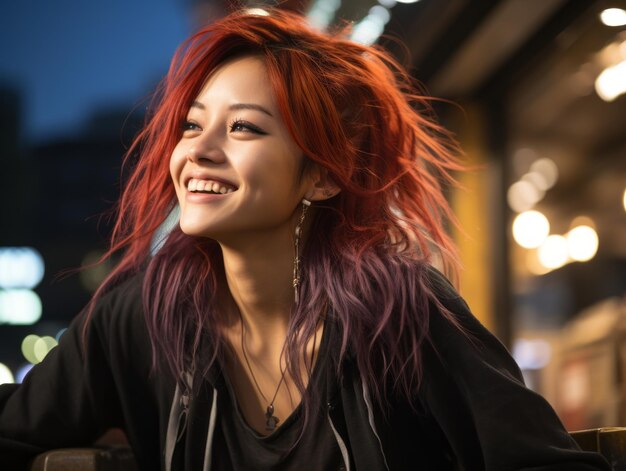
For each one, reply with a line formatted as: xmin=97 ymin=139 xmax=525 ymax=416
xmin=304 ymin=165 xmax=341 ymax=202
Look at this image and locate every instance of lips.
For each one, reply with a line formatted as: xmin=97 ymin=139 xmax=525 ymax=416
xmin=187 ymin=178 xmax=237 ymax=194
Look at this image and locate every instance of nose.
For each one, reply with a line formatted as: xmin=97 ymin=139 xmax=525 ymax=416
xmin=186 ymin=147 xmax=227 ymax=165
xmin=186 ymin=136 xmax=227 ymax=165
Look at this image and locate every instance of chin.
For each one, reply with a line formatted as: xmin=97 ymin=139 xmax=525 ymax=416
xmin=179 ymin=219 xmax=211 ymax=237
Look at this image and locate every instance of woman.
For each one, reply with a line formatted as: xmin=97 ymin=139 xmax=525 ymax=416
xmin=0 ymin=9 xmax=611 ymax=471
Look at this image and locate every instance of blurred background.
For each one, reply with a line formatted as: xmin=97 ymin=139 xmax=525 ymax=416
xmin=1 ymin=0 xmax=625 ymax=432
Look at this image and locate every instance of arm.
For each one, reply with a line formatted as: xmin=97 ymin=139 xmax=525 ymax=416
xmin=420 ymin=270 xmax=611 ymax=471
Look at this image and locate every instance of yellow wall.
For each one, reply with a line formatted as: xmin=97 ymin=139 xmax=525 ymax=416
xmin=450 ymin=104 xmax=494 ymax=331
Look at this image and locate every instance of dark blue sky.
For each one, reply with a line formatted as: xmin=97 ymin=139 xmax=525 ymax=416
xmin=1 ymin=0 xmax=191 ymax=144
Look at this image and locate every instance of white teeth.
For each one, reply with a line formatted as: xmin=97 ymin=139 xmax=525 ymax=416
xmin=186 ymin=178 xmax=236 ymax=194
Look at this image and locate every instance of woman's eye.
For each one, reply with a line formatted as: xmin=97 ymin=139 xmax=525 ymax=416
xmin=182 ymin=121 xmax=201 ymax=132
xmin=229 ymin=119 xmax=267 ymax=135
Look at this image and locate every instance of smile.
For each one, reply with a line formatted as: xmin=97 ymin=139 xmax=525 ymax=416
xmin=186 ymin=178 xmax=237 ymax=194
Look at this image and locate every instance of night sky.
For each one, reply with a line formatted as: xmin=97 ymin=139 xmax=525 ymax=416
xmin=1 ymin=0 xmax=191 ymax=144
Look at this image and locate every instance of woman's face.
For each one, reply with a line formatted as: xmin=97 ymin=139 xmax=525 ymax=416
xmin=169 ymin=55 xmax=309 ymax=242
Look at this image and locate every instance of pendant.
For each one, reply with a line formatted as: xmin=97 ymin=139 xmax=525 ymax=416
xmin=265 ymin=404 xmax=280 ymax=432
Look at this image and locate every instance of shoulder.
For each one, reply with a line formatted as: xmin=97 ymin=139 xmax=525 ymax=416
xmin=83 ymin=272 xmax=150 ymax=358
xmin=92 ymin=272 xmax=145 ymax=317
xmin=418 ymin=266 xmax=524 ymax=383
xmin=422 ymin=265 xmax=489 ymax=341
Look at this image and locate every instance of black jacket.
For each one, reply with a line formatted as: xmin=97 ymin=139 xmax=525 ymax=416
xmin=0 ymin=271 xmax=611 ymax=470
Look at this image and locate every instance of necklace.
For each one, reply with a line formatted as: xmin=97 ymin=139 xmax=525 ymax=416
xmin=239 ymin=317 xmax=319 ymax=433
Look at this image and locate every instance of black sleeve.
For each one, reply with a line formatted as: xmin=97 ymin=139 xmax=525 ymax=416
xmin=0 ymin=275 xmax=148 ymax=468
xmin=420 ymin=269 xmax=611 ymax=471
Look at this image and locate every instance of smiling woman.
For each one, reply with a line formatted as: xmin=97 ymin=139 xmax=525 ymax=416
xmin=169 ymin=56 xmax=316 ymax=242
xmin=0 ymin=9 xmax=612 ymax=471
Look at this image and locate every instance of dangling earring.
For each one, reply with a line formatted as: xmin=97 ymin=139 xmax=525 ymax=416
xmin=293 ymin=198 xmax=311 ymax=305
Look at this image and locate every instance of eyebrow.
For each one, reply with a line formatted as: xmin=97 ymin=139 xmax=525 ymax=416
xmin=190 ymin=101 xmax=274 ymax=117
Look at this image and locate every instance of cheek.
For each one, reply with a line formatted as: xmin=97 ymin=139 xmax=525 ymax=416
xmin=169 ymin=147 xmax=185 ymax=187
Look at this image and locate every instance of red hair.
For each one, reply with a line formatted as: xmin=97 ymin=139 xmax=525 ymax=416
xmin=86 ymin=9 xmax=466 ymax=423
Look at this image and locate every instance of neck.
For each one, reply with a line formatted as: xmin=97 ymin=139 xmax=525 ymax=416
xmin=218 ymin=229 xmax=296 ymax=352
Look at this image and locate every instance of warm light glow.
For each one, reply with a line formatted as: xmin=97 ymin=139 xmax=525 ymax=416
xmin=600 ymin=8 xmax=626 ymax=27
xmin=395 ymin=0 xmax=420 ymax=3
xmin=567 ymin=225 xmax=599 ymax=261
xmin=507 ymin=181 xmax=542 ymax=212
xmin=529 ymin=158 xmax=558 ymax=189
xmin=521 ymin=171 xmax=550 ymax=192
xmin=570 ymin=215 xmax=596 ymax=229
xmin=623 ymin=188 xmax=626 ymax=211
xmin=525 ymin=249 xmax=552 ymax=276
xmin=512 ymin=211 xmax=550 ymax=249
xmin=538 ymin=235 xmax=569 ymax=269
xmin=0 ymin=363 xmax=14 ymax=385
xmin=595 ymin=59 xmax=626 ymax=101
xmin=244 ymin=8 xmax=269 ymax=16
xmin=0 ymin=289 xmax=42 ymax=325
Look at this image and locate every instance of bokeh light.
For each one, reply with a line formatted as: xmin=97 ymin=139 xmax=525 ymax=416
xmin=529 ymin=158 xmax=558 ymax=189
xmin=512 ymin=210 xmax=550 ymax=249
xmin=351 ymin=14 xmax=386 ymax=45
xmin=16 ymin=364 xmax=34 ymax=383
xmin=244 ymin=8 xmax=269 ymax=16
xmin=538 ymin=235 xmax=569 ymax=270
xmin=566 ymin=225 xmax=599 ymax=261
xmin=0 ymin=363 xmax=14 ymax=385
xmin=34 ymin=336 xmax=59 ymax=363
xmin=513 ymin=339 xmax=552 ymax=370
xmin=0 ymin=289 xmax=42 ymax=325
xmin=600 ymin=8 xmax=626 ymax=27
xmin=307 ymin=0 xmax=342 ymax=29
xmin=0 ymin=247 xmax=45 ymax=289
xmin=507 ymin=181 xmax=543 ymax=212
xmin=21 ymin=334 xmax=58 ymax=364
xmin=521 ymin=171 xmax=550 ymax=191
xmin=595 ymin=59 xmax=626 ymax=102
xmin=21 ymin=335 xmax=41 ymax=364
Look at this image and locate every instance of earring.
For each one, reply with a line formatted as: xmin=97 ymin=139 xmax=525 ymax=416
xmin=293 ymin=198 xmax=311 ymax=305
